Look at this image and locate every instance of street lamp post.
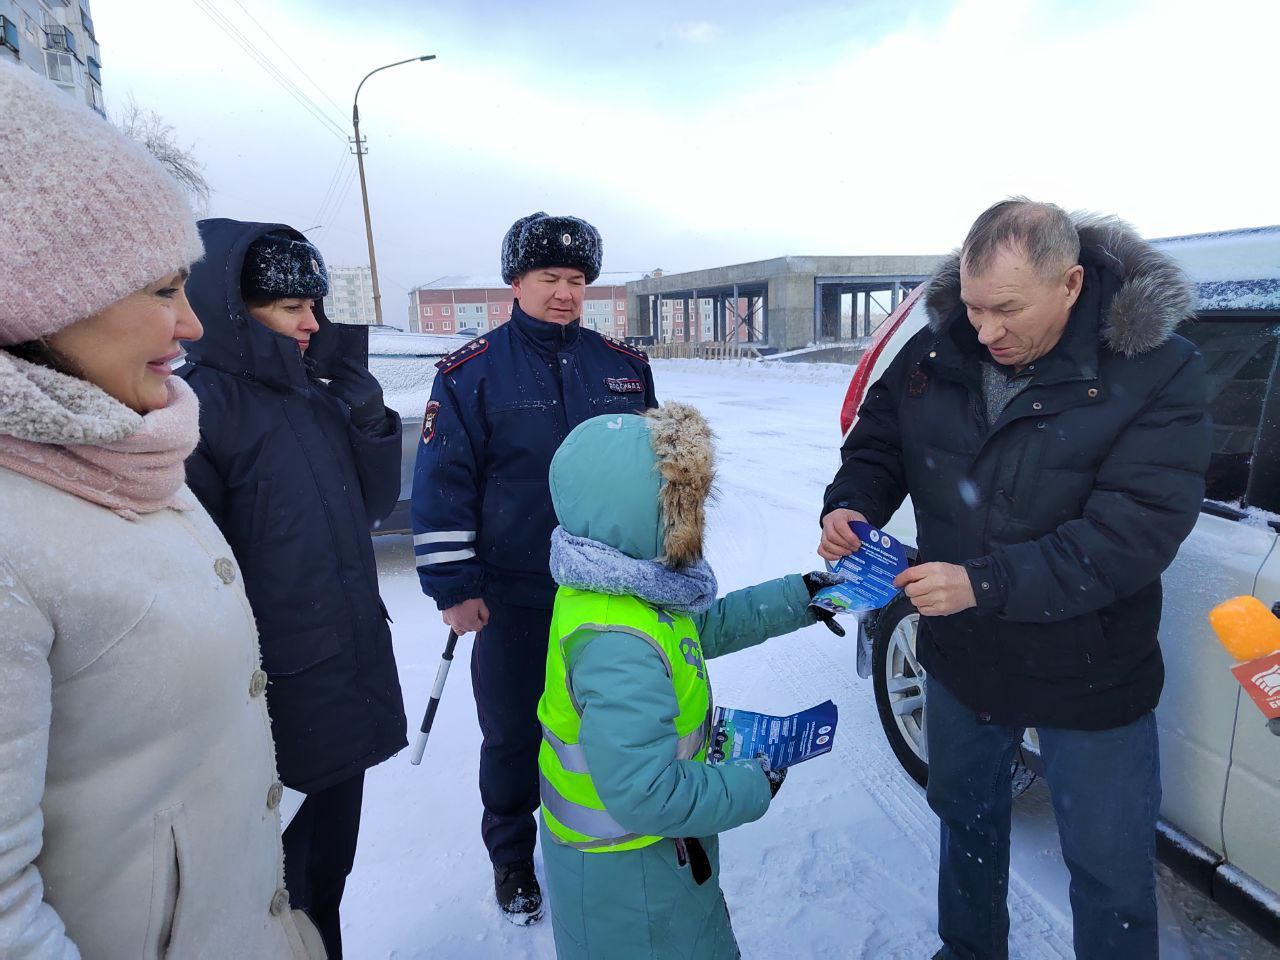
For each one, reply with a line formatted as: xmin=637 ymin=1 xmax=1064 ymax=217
xmin=352 ymin=54 xmax=436 ymax=325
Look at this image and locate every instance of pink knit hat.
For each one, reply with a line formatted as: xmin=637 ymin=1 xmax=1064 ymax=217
xmin=0 ymin=62 xmax=205 ymax=346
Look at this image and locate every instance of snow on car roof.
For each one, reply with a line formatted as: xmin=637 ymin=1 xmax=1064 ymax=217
xmin=368 ymin=331 xmax=473 ymax=356
xmin=1155 ymin=225 xmax=1280 ymax=311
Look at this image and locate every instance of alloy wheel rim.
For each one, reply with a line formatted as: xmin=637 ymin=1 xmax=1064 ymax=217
xmin=885 ymin=612 xmax=927 ymax=763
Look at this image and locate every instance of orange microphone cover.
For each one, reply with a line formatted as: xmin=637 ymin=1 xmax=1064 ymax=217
xmin=1208 ymin=596 xmax=1280 ymax=662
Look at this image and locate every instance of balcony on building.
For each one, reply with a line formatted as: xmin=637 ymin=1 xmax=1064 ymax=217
xmin=45 ymin=24 xmax=78 ymax=58
xmin=0 ymin=16 xmax=21 ymax=56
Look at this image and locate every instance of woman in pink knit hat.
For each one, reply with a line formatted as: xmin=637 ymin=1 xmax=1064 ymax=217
xmin=0 ymin=62 xmax=324 ymax=958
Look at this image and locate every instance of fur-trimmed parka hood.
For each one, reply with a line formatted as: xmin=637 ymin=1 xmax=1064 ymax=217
xmin=549 ymin=402 xmax=714 ymax=568
xmin=925 ymin=213 xmax=1195 ymax=357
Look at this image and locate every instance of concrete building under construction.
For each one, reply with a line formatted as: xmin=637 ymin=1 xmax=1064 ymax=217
xmin=626 ymin=254 xmax=942 ymax=354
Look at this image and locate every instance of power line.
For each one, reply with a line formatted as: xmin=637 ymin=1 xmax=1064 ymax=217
xmin=225 ymin=0 xmax=346 ymax=117
xmin=318 ymin=162 xmax=359 ymax=237
xmin=190 ymin=0 xmax=348 ymax=142
xmin=311 ymin=147 xmax=351 ymax=230
xmin=195 ymin=0 xmax=347 ymax=139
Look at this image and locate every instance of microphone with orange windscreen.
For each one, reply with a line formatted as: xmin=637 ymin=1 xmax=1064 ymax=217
xmin=1208 ymin=596 xmax=1280 ymax=735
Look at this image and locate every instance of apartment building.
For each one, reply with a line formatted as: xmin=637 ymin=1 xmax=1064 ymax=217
xmin=1 ymin=0 xmax=104 ymax=115
xmin=323 ymin=265 xmax=377 ymax=326
xmin=406 ymin=273 xmax=641 ymax=337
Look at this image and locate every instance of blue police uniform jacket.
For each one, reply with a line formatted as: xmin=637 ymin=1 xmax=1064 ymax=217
xmin=412 ymin=301 xmax=657 ymax=610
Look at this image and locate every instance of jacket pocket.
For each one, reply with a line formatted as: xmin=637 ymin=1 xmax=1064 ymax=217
xmin=144 ymin=803 xmax=190 ymax=959
xmin=999 ymin=613 xmax=1106 ymax=680
xmin=259 ymin=624 xmax=346 ymax=676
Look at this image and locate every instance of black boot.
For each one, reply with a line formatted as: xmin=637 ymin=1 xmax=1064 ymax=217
xmin=493 ymin=860 xmax=543 ymax=926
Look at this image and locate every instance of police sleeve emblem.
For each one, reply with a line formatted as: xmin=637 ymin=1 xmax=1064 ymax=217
xmin=422 ymin=400 xmax=441 ymax=442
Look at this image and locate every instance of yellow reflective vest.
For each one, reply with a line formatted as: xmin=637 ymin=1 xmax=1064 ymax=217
xmin=537 ymin=587 xmax=712 ymax=852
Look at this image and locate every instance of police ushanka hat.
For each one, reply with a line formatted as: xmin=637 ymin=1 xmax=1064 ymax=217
xmin=241 ymin=231 xmax=330 ymax=302
xmin=501 ymin=212 xmax=602 ymax=285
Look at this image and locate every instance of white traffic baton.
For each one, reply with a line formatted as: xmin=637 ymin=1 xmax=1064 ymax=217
xmin=410 ymin=629 xmax=459 ymax=765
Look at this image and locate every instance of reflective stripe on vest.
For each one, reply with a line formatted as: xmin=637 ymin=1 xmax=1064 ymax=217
xmin=537 ymin=588 xmax=712 ymax=854
xmin=541 ymin=720 xmax=710 ymax=775
xmin=539 ymin=770 xmax=640 ymax=849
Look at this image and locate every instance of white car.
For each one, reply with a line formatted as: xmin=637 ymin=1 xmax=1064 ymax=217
xmin=840 ymin=225 xmax=1280 ymax=944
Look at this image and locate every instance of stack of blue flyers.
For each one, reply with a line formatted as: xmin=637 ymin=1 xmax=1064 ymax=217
xmin=708 ymin=700 xmax=838 ymax=770
xmin=812 ymin=520 xmax=908 ymax=614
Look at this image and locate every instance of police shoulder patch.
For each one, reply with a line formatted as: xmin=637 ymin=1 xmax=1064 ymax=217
xmin=435 ymin=336 xmax=490 ymax=374
xmin=601 ymin=334 xmax=649 ymax=364
xmin=421 ymin=400 xmax=441 ymax=442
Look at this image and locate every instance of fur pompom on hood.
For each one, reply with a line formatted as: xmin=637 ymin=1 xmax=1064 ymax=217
xmin=925 ymin=212 xmax=1195 ymax=357
xmin=645 ymin=402 xmax=715 ymax=568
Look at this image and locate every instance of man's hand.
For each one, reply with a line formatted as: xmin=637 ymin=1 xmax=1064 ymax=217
xmin=443 ymin=598 xmax=490 ymax=635
xmin=818 ymin=508 xmax=868 ymax=562
xmin=894 ymin=563 xmax=977 ymax=617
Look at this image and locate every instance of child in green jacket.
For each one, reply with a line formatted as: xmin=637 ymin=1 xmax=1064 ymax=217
xmin=537 ymin=402 xmax=834 ymax=959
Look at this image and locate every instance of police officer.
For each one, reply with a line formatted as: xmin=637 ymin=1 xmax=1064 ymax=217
xmin=411 ymin=212 xmax=657 ymax=924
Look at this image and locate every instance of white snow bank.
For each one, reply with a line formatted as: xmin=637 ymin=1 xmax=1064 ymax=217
xmin=653 ymin=357 xmax=855 ymax=386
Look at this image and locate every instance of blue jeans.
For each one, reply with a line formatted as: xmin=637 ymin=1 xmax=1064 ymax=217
xmin=925 ymin=674 xmax=1160 ymax=960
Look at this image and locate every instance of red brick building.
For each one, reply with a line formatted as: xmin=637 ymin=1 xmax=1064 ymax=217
xmin=406 ymin=273 xmax=642 ymax=338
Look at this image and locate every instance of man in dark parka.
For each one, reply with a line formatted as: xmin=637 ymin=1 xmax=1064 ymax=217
xmin=181 ymin=219 xmax=407 ymax=959
xmin=820 ymin=199 xmax=1210 ymax=960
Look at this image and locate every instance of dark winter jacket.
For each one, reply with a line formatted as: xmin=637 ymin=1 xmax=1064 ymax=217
xmin=179 ymin=218 xmax=407 ymax=793
xmin=412 ymin=303 xmax=657 ymax=610
xmin=824 ymin=216 xmax=1212 ymax=729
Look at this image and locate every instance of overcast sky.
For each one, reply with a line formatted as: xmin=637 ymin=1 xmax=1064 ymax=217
xmin=92 ymin=0 xmax=1278 ymax=309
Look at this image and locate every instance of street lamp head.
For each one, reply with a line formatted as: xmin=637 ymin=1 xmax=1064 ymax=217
xmin=419 ymin=55 xmax=437 ymax=62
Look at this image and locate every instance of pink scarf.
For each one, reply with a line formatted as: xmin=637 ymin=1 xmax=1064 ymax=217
xmin=0 ymin=353 xmax=200 ymax=520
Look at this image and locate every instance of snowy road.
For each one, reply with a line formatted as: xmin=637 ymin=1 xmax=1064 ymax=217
xmin=348 ymin=360 xmax=1278 ymax=959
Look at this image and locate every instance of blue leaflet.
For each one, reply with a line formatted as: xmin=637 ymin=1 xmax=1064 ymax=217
xmin=708 ymin=700 xmax=838 ymax=771
xmin=813 ymin=520 xmax=908 ymax=614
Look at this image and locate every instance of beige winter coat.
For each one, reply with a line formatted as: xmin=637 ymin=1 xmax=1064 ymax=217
xmin=0 ymin=377 xmax=323 ymax=957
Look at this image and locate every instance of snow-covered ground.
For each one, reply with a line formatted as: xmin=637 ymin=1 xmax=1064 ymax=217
xmin=347 ymin=359 xmax=1279 ymax=959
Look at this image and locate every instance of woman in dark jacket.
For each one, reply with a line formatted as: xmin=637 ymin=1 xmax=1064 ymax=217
xmin=180 ymin=218 xmax=408 ymax=959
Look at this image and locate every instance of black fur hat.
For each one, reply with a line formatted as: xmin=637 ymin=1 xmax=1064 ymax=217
xmin=501 ymin=212 xmax=602 ymax=284
xmin=242 ymin=231 xmax=329 ymax=302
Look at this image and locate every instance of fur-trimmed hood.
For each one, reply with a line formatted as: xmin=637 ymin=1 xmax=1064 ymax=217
xmin=645 ymin=403 xmax=714 ymax=567
xmin=925 ymin=213 xmax=1195 ymax=357
xmin=549 ymin=402 xmax=715 ymax=569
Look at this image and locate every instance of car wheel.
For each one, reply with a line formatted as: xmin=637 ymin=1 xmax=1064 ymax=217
xmin=871 ymin=592 xmax=1038 ymax=797
xmin=871 ymin=593 xmax=930 ymax=786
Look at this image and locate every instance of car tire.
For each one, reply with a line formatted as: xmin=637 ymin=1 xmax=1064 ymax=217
xmin=871 ymin=592 xmax=1038 ymax=797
